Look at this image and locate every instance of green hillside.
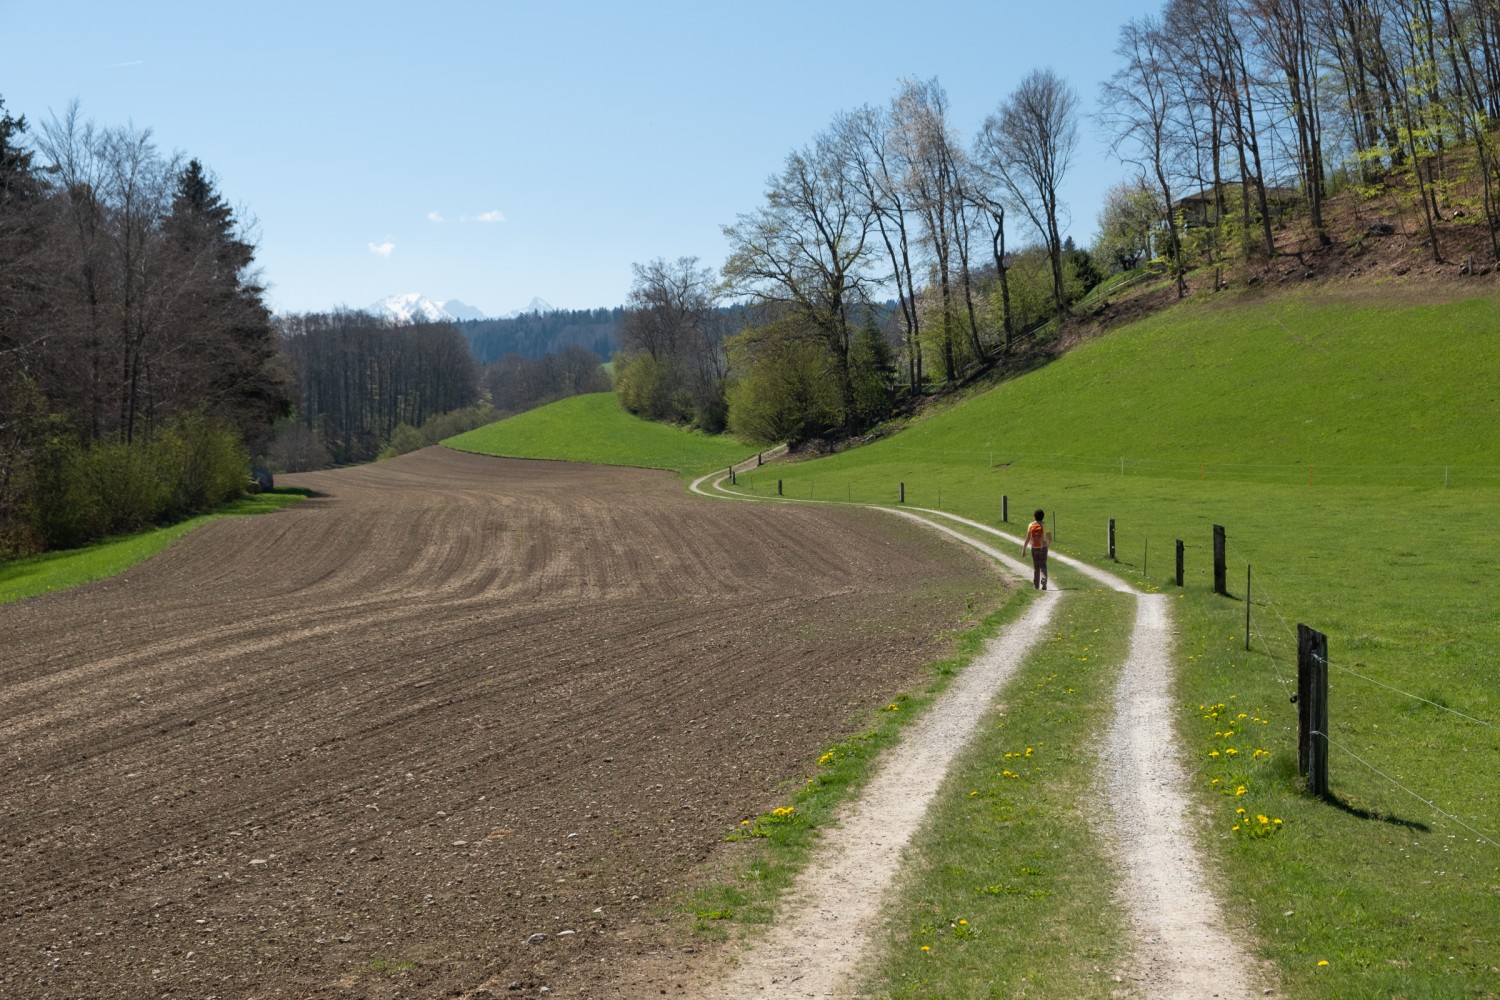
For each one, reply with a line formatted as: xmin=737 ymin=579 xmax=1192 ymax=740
xmin=734 ymin=286 xmax=1499 ymax=998
xmin=846 ymin=288 xmax=1497 ymax=482
xmin=443 ymin=391 xmax=757 ymax=475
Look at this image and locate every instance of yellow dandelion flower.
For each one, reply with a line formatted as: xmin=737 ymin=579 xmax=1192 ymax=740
xmin=1317 ymin=960 xmax=1329 ymax=966
xmin=1208 ymin=750 xmax=1220 ymax=758
xmin=1235 ymin=786 xmax=1247 ymax=796
xmin=1257 ymin=815 xmax=1270 ymax=825
xmin=958 ymin=919 xmax=968 ymax=926
xmin=1273 ymin=818 xmax=1283 ymax=826
xmin=1225 ymin=748 xmax=1239 ymax=756
xmin=921 ymin=945 xmax=931 ymax=952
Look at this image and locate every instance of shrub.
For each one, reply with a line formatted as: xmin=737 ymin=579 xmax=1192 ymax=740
xmin=156 ymin=413 xmax=248 ymax=518
xmin=614 ymin=350 xmax=688 ymax=422
xmin=23 ymin=413 xmax=247 ymax=553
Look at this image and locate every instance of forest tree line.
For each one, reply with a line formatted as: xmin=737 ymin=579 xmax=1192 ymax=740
xmin=458 ymin=307 xmax=621 ymax=364
xmin=618 ymin=0 xmax=1500 ymax=445
xmin=615 ymin=71 xmax=1108 ymax=445
xmin=271 ymin=312 xmax=612 ymax=469
xmin=0 ymin=99 xmax=288 ymax=557
xmin=0 ymin=96 xmax=614 ymax=556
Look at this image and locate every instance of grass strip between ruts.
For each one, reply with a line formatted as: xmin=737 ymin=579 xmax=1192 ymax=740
xmin=861 ymin=584 xmax=1136 ymax=999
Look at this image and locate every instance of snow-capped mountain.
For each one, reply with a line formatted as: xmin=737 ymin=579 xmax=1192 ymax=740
xmin=440 ymin=299 xmax=488 ymax=321
xmin=370 ymin=293 xmax=488 ymax=323
xmin=502 ymin=296 xmax=556 ymax=319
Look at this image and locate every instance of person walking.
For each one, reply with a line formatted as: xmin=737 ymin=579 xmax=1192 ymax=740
xmin=1022 ymin=509 xmax=1051 ymax=590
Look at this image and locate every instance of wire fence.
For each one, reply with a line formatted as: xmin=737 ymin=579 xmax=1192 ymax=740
xmin=1220 ymin=536 xmax=1499 ymax=848
xmin=722 ymin=466 xmax=1499 ymax=845
xmin=859 ymin=445 xmax=1500 ymax=488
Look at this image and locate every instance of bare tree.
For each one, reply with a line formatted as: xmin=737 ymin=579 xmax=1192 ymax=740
xmin=887 ymin=78 xmax=987 ymax=380
xmin=722 ymin=135 xmax=875 ymax=427
xmin=979 ymin=68 xmax=1080 ymax=316
xmin=618 ymin=256 xmax=726 ymax=427
xmin=1100 ymin=16 xmax=1190 ymax=296
xmin=1248 ymin=0 xmax=1332 ymax=246
xmin=832 ymin=104 xmax=925 ymax=388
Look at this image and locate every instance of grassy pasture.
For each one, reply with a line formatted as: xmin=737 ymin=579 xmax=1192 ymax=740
xmin=443 ymin=391 xmax=758 ymax=474
xmin=730 ymin=288 xmax=1499 ymax=998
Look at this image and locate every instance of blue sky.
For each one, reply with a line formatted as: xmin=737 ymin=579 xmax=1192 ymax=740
xmin=6 ymin=0 xmax=1164 ymax=317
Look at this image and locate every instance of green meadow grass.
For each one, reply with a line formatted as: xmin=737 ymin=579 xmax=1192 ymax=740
xmin=443 ymin=391 xmax=759 ymax=475
xmin=0 ymin=489 xmax=309 ymax=605
xmin=730 ymin=287 xmax=1500 ymax=998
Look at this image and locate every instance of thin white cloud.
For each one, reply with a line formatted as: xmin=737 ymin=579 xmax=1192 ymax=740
xmin=428 ymin=210 xmax=506 ymax=224
xmin=368 ymin=241 xmax=396 ymax=258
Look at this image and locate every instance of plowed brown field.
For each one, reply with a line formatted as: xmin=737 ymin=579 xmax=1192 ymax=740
xmin=0 ymin=447 xmax=1000 ymax=999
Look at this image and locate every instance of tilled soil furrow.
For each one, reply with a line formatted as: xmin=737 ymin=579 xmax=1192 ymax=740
xmin=0 ymin=448 xmax=999 ymax=1000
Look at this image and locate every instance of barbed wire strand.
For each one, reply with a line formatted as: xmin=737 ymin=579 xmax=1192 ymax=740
xmin=1316 ymin=731 xmax=1500 ymax=849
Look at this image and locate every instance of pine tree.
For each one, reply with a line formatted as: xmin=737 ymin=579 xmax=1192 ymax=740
xmin=163 ymin=158 xmax=288 ymax=442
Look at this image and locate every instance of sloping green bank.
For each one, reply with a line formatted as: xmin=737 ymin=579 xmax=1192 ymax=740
xmin=444 ymin=392 xmax=757 ymax=475
xmin=744 ymin=288 xmax=1498 ymax=998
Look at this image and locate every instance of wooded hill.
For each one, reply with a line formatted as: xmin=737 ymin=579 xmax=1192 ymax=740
xmin=457 ymin=308 xmax=623 ymax=364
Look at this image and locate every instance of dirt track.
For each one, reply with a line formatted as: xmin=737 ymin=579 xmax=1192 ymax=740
xmin=0 ymin=447 xmax=1001 ymax=999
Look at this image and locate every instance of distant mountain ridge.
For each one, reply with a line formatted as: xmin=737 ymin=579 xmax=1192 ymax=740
xmin=369 ymin=293 xmax=557 ymax=324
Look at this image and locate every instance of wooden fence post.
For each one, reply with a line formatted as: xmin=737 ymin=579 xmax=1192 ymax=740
xmin=1108 ymin=518 xmax=1116 ymax=561
xmin=1213 ymin=524 xmax=1227 ymax=595
xmin=777 ymin=479 xmax=783 ymax=496
xmin=899 ymin=482 xmax=905 ymax=504
xmin=1002 ymin=495 xmax=1008 ymax=523
xmin=1175 ymin=540 xmax=1184 ymax=587
xmin=1297 ymin=624 xmax=1330 ymax=797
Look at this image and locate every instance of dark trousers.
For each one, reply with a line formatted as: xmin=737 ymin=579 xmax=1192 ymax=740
xmin=1031 ymin=546 xmax=1049 ymax=588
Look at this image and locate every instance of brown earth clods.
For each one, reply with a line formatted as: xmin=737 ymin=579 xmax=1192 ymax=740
xmin=0 ymin=447 xmax=1001 ymax=1000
